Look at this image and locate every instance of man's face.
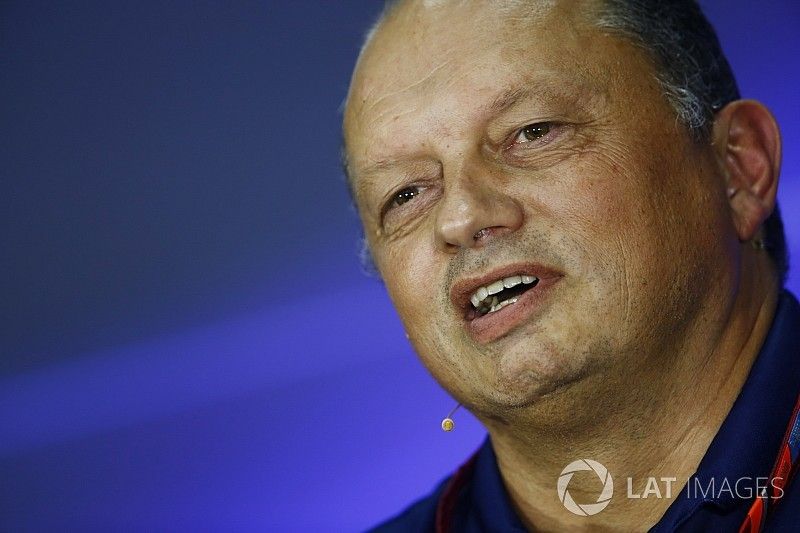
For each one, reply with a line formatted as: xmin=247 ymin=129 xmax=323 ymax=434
xmin=344 ymin=0 xmax=735 ymax=415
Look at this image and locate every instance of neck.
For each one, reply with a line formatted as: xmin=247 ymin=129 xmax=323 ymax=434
xmin=482 ymin=257 xmax=781 ymax=532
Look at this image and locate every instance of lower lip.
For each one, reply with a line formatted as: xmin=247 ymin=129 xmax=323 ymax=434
xmin=466 ymin=276 xmax=561 ymax=344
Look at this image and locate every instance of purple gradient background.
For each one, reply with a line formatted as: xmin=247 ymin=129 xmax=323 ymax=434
xmin=1 ymin=1 xmax=798 ymax=531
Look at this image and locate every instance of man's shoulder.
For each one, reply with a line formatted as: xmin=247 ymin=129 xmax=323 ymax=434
xmin=368 ymin=477 xmax=451 ymax=533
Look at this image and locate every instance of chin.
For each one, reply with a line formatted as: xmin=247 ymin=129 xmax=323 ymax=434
xmin=483 ymin=340 xmax=596 ymax=409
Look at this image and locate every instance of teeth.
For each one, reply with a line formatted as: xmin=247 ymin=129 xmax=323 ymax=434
xmin=468 ymin=274 xmax=540 ymax=311
xmin=489 ymin=297 xmax=518 ymax=313
xmin=487 ymin=280 xmax=505 ymax=295
xmin=477 ymin=287 xmax=488 ymax=301
xmin=470 ymin=294 xmax=481 ymax=308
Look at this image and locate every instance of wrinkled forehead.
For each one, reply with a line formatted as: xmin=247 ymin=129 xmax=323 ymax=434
xmin=346 ymin=0 xmax=574 ymax=114
xmin=342 ymin=0 xmax=596 ymax=174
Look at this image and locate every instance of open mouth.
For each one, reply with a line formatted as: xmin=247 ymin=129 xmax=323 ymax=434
xmin=451 ymin=263 xmax=562 ymax=343
xmin=468 ymin=274 xmax=539 ymax=318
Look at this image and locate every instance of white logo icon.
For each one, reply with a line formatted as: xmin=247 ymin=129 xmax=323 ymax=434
xmin=557 ymin=459 xmax=614 ymax=516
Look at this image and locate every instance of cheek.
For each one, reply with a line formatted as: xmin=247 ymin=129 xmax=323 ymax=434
xmin=533 ymin=143 xmax=686 ymax=331
xmin=549 ymin=138 xmax=727 ymax=351
xmin=377 ymin=235 xmax=443 ymax=329
xmin=559 ymin=139 xmax=692 ymax=276
xmin=542 ymin=152 xmax=643 ymax=282
xmin=375 ymin=234 xmax=476 ymax=391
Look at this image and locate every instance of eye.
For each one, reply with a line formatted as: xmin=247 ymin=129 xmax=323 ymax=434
xmin=513 ymin=122 xmax=552 ymax=144
xmin=388 ymin=186 xmax=421 ymax=210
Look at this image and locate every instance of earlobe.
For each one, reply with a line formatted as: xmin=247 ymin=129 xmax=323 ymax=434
xmin=712 ymin=100 xmax=782 ymax=242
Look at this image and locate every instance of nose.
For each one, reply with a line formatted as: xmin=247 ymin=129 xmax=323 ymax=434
xmin=434 ymin=163 xmax=524 ymax=252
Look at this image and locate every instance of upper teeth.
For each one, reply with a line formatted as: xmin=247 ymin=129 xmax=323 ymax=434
xmin=469 ymin=275 xmax=538 ymax=309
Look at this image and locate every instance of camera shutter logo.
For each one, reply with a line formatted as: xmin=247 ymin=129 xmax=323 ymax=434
xmin=557 ymin=459 xmax=614 ymax=516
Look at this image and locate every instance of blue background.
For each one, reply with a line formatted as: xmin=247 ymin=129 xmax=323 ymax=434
xmin=1 ymin=1 xmax=798 ymax=530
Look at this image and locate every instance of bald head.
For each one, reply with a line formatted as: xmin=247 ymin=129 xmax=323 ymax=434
xmin=346 ymin=0 xmax=571 ymax=123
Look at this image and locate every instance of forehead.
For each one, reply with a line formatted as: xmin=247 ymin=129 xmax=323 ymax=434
xmin=343 ymin=0 xmax=628 ymax=181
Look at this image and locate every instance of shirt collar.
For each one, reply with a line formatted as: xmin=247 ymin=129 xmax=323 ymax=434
xmin=472 ymin=433 xmax=528 ymax=531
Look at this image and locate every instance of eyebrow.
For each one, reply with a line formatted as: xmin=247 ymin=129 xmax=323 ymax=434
xmin=351 ymin=156 xmax=426 ymax=198
xmin=484 ymin=76 xmax=598 ymax=116
xmin=358 ymin=157 xmax=413 ymax=176
xmin=486 ymin=85 xmax=538 ymax=115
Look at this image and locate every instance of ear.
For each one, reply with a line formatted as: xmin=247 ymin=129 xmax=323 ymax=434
xmin=712 ymin=100 xmax=782 ymax=242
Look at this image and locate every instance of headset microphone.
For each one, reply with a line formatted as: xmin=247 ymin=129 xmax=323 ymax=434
xmin=441 ymin=403 xmax=462 ymax=432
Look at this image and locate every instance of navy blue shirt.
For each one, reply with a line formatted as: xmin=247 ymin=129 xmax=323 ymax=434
xmin=372 ymin=290 xmax=800 ymax=532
